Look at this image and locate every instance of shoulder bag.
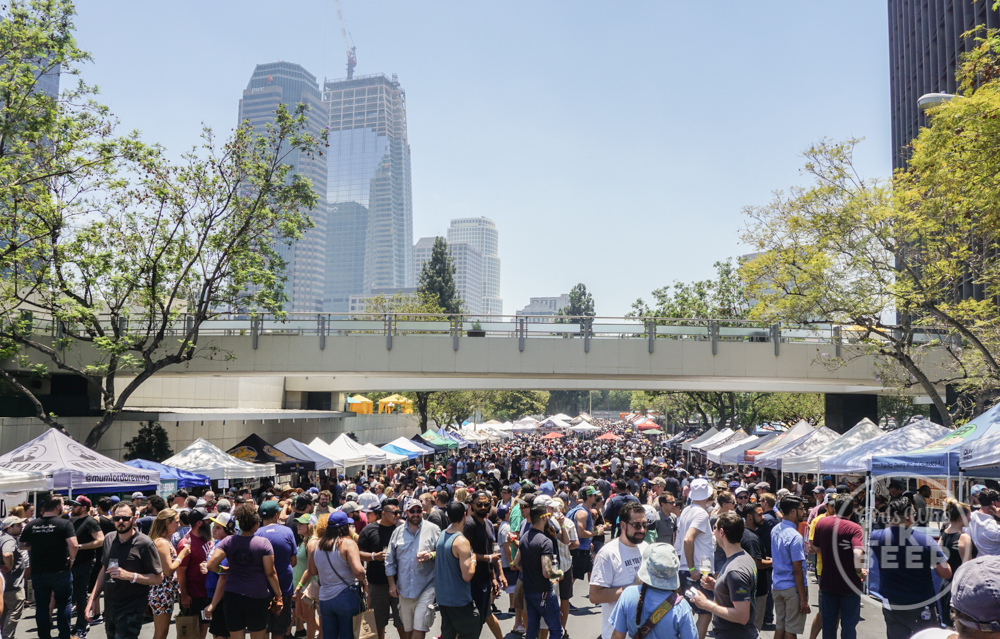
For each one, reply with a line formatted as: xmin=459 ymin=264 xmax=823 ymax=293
xmin=321 ymin=546 xmax=377 ymax=639
xmin=634 ymin=593 xmax=681 ymax=639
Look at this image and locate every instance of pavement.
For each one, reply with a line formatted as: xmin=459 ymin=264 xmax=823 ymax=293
xmin=12 ymin=574 xmax=892 ymax=639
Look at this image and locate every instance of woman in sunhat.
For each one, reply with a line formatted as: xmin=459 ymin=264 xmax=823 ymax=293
xmin=607 ymin=543 xmax=698 ymax=639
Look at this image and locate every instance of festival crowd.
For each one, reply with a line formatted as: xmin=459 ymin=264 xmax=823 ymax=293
xmin=1 ymin=418 xmax=999 ymax=639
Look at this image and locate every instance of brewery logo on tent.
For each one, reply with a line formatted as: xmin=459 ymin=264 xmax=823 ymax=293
xmin=230 ymin=446 xmax=257 ymax=461
xmin=263 ymin=446 xmax=296 ymax=463
xmin=10 ymin=444 xmax=45 ymax=463
xmin=68 ymin=444 xmax=97 ymax=460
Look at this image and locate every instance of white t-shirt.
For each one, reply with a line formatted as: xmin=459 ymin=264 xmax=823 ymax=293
xmin=590 ymin=538 xmax=648 ymax=639
xmin=673 ymin=504 xmax=712 ymax=572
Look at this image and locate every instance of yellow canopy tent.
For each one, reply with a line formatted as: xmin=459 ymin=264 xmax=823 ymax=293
xmin=348 ymin=395 xmax=374 ymax=415
xmin=378 ymin=393 xmax=413 ymax=414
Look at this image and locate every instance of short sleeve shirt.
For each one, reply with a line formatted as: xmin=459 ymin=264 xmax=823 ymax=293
xmin=870 ymin=526 xmax=945 ymax=607
xmin=713 ymin=551 xmax=758 ymax=639
xmin=813 ymin=516 xmax=863 ymax=595
xmin=609 ymin=584 xmax=698 ymax=639
xmin=255 ymin=523 xmax=298 ymax=595
xmin=216 ymin=534 xmax=275 ymax=599
xmin=21 ymin=516 xmax=76 ymax=574
xmin=519 ymin=528 xmax=554 ymax=594
xmin=357 ymin=522 xmax=397 ymax=586
xmin=771 ymin=520 xmax=806 ymax=591
xmin=102 ymin=532 xmax=163 ymax=608
xmin=674 ymin=505 xmax=712 ymax=572
xmin=591 ymin=538 xmax=648 ymax=639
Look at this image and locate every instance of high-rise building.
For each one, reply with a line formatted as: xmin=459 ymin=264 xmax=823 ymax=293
xmin=888 ymin=0 xmax=1000 ymax=170
xmin=238 ymin=62 xmax=328 ymax=312
xmin=447 ymin=217 xmax=501 ymax=315
xmin=324 ymin=73 xmax=413 ymax=311
xmin=515 ymin=294 xmax=570 ymax=323
xmin=413 ymin=237 xmax=484 ymax=316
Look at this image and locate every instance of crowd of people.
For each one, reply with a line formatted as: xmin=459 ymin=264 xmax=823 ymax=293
xmin=0 ymin=418 xmax=999 ymax=639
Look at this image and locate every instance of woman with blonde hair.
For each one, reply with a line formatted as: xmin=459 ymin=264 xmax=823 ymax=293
xmin=940 ymin=497 xmax=977 ymax=626
xmin=149 ymin=508 xmax=191 ymax=639
xmin=291 ymin=515 xmax=319 ymax=639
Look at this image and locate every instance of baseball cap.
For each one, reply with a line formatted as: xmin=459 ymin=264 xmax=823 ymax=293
xmin=109 ymin=496 xmax=121 ymax=504
xmin=259 ymin=500 xmax=281 ymax=519
xmin=131 ymin=492 xmax=145 ymax=500
xmin=404 ymin=498 xmax=423 ymax=512
xmin=0 ymin=516 xmax=25 ymax=530
xmin=579 ymin=486 xmax=599 ymax=498
xmin=652 ymin=477 xmax=666 ymax=487
xmin=824 ymin=494 xmax=835 ymax=504
xmin=812 ymin=486 xmax=825 ymax=494
xmin=209 ymin=512 xmax=237 ymax=535
xmin=69 ymin=496 xmax=92 ymax=508
xmin=952 ymin=555 xmax=1000 ymax=632
xmin=188 ymin=508 xmax=208 ymax=526
xmin=341 ymin=501 xmax=360 ymax=514
xmin=533 ymin=495 xmax=553 ymax=509
xmin=636 ymin=543 xmax=680 ymax=590
xmin=196 ymin=498 xmax=206 ymax=507
xmin=972 ymin=484 xmax=987 ymax=496
xmin=825 ymin=487 xmax=837 ymax=494
xmin=735 ymin=487 xmax=749 ymax=496
xmin=308 ymin=487 xmax=319 ymax=494
xmin=293 ymin=514 xmax=312 ymax=525
xmin=329 ymin=511 xmax=351 ymax=527
xmin=756 ymin=482 xmax=770 ymax=491
xmin=728 ymin=481 xmax=740 ymax=489
xmin=688 ymin=478 xmax=712 ymax=501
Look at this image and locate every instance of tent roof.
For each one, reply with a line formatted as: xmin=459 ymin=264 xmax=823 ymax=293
xmin=227 ymin=434 xmax=316 ymax=474
xmin=708 ymin=435 xmax=759 ymax=464
xmin=0 ymin=466 xmax=52 ymax=492
xmin=682 ymin=427 xmax=720 ymax=451
xmin=0 ymin=428 xmax=158 ymax=492
xmin=413 ymin=434 xmax=448 ymax=454
xmin=702 ymin=430 xmax=749 ymax=453
xmin=691 ymin=428 xmax=733 ymax=452
xmin=781 ymin=418 xmax=883 ymax=475
xmin=821 ymin=419 xmax=951 ymax=474
xmin=892 ymin=403 xmax=1000 ymax=475
xmin=379 ymin=394 xmax=411 ymax=404
xmin=163 ymin=438 xmax=274 ymax=480
xmin=382 ymin=444 xmax=419 ymax=460
xmin=124 ymin=459 xmax=209 ymax=488
xmin=273 ymin=438 xmax=345 ymax=471
xmin=362 ymin=442 xmax=406 ymax=464
xmin=717 ymin=433 xmax=780 ymax=465
xmin=387 ymin=437 xmax=433 ymax=456
xmin=326 ymin=434 xmax=385 ymax=466
xmin=754 ymin=426 xmax=840 ymax=470
xmin=743 ymin=420 xmax=814 ymax=462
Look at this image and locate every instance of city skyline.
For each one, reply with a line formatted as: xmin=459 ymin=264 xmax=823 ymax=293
xmin=72 ymin=2 xmax=892 ymax=316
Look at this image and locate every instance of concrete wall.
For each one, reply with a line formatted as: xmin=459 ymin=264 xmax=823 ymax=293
xmin=117 ymin=376 xmax=286 ymax=409
xmin=0 ymin=413 xmax=419 ymax=461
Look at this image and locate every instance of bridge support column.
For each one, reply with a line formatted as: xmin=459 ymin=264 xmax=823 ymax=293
xmin=825 ymin=393 xmax=877 ymax=434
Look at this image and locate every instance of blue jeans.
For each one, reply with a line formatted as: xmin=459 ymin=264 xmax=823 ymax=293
xmin=319 ymin=588 xmax=361 ymax=639
xmin=32 ymin=571 xmax=73 ymax=639
xmin=525 ymin=587 xmax=562 ymax=639
xmin=819 ymin=591 xmax=861 ymax=639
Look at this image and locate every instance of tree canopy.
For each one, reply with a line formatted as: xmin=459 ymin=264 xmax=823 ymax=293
xmin=417 ymin=237 xmax=463 ymax=315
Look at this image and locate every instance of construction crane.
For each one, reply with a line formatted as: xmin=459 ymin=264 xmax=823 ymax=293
xmin=334 ymin=0 xmax=357 ymax=79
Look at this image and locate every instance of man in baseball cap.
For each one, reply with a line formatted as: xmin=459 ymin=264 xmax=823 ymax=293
xmin=950 ymin=554 xmax=1000 ymax=634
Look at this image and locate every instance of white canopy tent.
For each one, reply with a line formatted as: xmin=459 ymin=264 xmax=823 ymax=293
xmin=820 ymin=419 xmax=950 ymax=475
xmin=163 ymin=438 xmax=274 ymax=480
xmin=0 ymin=428 xmax=159 ymax=493
xmin=513 ymin=417 xmax=538 ymax=427
xmin=0 ymin=467 xmax=53 ymax=492
xmin=682 ymin=427 xmax=720 ymax=452
xmin=781 ymin=418 xmax=883 ymax=475
xmin=273 ymin=438 xmax=345 ymax=471
xmin=386 ymin=437 xmax=433 ymax=456
xmin=700 ymin=430 xmax=747 ymax=453
xmin=718 ymin=434 xmax=780 ymax=465
xmin=570 ymin=424 xmax=602 ymax=433
xmin=755 ymin=426 xmax=840 ymax=471
xmin=363 ymin=443 xmax=407 ymax=465
xmin=743 ymin=420 xmax=815 ymax=464
xmin=327 ymin=434 xmax=386 ymax=465
xmin=551 ymin=413 xmax=573 ymax=423
xmin=691 ymin=428 xmax=734 ymax=452
xmin=709 ymin=435 xmax=759 ymax=465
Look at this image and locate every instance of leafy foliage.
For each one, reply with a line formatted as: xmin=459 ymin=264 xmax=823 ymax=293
xmin=122 ymin=421 xmax=173 ymax=462
xmin=417 ymin=237 xmax=463 ymax=315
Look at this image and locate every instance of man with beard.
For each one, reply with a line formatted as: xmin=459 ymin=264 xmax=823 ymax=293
xmin=463 ymin=491 xmax=505 ymax=639
xmin=386 ymin=499 xmax=441 ymax=639
xmin=69 ymin=497 xmax=104 ymax=639
xmin=20 ymin=494 xmax=78 ymax=639
xmin=85 ymin=503 xmax=162 ymax=639
xmin=177 ymin=509 xmax=214 ymax=639
xmin=589 ymin=501 xmax=649 ymax=639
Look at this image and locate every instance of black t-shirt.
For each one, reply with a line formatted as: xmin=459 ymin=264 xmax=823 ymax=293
xmin=73 ymin=516 xmax=103 ymax=564
xmin=21 ymin=515 xmax=76 ymax=573
xmin=136 ymin=516 xmax=155 ymax=536
xmin=102 ymin=531 xmax=163 ymax=608
xmin=665 ymin=477 xmax=680 ymax=498
xmin=427 ymin=508 xmax=449 ymax=532
xmin=95 ymin=515 xmax=115 ymax=564
xmin=357 ymin=522 xmax=397 ymax=585
xmin=519 ymin=528 xmax=554 ymax=594
xmin=463 ymin=516 xmax=495 ymax=584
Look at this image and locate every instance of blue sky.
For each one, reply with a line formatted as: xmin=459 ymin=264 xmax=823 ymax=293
xmin=73 ymin=2 xmax=891 ymax=316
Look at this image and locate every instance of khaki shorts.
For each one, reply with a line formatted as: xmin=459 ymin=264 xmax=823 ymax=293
xmin=773 ymin=587 xmax=807 ymax=634
xmin=399 ymin=588 xmax=436 ymax=633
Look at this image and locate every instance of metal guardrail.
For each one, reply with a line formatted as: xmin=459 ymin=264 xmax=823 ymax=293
xmin=18 ymin=312 xmax=954 ymax=354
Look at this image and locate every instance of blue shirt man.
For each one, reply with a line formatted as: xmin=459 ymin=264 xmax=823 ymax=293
xmin=254 ymin=501 xmax=298 ymax=595
xmin=771 ymin=519 xmax=806 ymax=590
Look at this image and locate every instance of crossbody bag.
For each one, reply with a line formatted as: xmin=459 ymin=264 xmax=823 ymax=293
xmin=634 ymin=593 xmax=680 ymax=639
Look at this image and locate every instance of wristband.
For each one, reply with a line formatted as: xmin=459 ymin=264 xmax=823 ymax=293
xmin=131 ymin=573 xmax=138 ymax=584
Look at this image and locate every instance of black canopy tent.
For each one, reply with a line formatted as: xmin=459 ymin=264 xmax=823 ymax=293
xmin=227 ymin=434 xmax=316 ymax=474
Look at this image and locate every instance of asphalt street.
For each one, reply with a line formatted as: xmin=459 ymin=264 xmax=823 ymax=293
xmin=12 ymin=574 xmax=893 ymax=639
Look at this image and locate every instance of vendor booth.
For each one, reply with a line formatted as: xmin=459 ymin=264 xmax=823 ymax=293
xmin=227 ymin=434 xmax=316 ymax=474
xmin=780 ymin=418 xmax=883 ymax=476
xmin=755 ymin=426 xmax=840 ymax=471
xmin=348 ymin=395 xmax=374 ymax=414
xmin=273 ymin=438 xmax=345 ymax=470
xmin=820 ymin=419 xmax=950 ymax=475
xmin=124 ymin=459 xmax=209 ymax=489
xmin=378 ymin=394 xmax=413 ymax=414
xmin=164 ymin=438 xmax=275 ymax=480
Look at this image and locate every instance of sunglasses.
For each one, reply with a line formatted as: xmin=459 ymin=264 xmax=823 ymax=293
xmin=384 ymin=510 xmax=400 ymax=516
xmin=112 ymin=516 xmax=133 ymax=522
xmin=627 ymin=521 xmax=648 ymax=529
xmin=407 ymin=508 xmax=423 ymax=514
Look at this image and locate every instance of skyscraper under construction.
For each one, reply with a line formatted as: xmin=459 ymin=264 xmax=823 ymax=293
xmin=323 ymin=73 xmax=413 ymax=312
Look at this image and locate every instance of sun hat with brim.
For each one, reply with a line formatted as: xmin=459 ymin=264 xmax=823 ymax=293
xmin=636 ymin=543 xmax=680 ymax=591
xmin=688 ymin=478 xmax=712 ymax=501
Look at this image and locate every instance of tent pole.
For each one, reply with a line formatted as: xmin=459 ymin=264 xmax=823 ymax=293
xmin=958 ymin=471 xmax=964 ymax=502
xmin=864 ymin=472 xmax=872 ymax=596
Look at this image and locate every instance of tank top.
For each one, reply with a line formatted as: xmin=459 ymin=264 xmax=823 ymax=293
xmin=567 ymin=505 xmax=594 ymax=550
xmin=940 ymin=530 xmax=977 ymax=575
xmin=315 ymin=543 xmax=356 ymax=602
xmin=434 ymin=531 xmax=472 ymax=607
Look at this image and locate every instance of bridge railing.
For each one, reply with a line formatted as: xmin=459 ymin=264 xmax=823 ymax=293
xmin=20 ymin=312 xmax=952 ymax=354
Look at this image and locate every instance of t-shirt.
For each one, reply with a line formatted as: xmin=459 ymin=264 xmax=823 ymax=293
xmin=21 ymin=515 xmax=76 ymax=573
xmin=609 ymin=584 xmax=698 ymax=639
xmin=255 ymin=523 xmax=298 ymax=595
xmin=674 ymin=505 xmax=712 ymax=572
xmin=498 ymin=521 xmax=512 ymax=568
xmin=427 ymin=508 xmax=449 ymax=533
xmin=591 ymin=538 xmax=649 ymax=639
xmin=136 ymin=515 xmax=155 ymax=536
xmin=771 ymin=520 xmax=806 ymax=591
xmin=463 ymin=516 xmax=495 ymax=584
xmin=604 ymin=493 xmax=639 ymax=537
xmin=653 ymin=511 xmax=676 ymax=545
xmin=72 ymin=516 xmax=102 ymax=565
xmin=665 ymin=477 xmax=681 ymax=498
xmin=357 ymin=522 xmax=397 ymax=586
xmin=101 ymin=531 xmax=163 ymax=608
xmin=870 ymin=526 xmax=946 ymax=607
xmin=216 ymin=534 xmax=275 ymax=599
xmin=519 ymin=528 xmax=555 ymax=594
xmin=713 ymin=551 xmax=758 ymax=639
xmin=0 ymin=531 xmax=25 ymax=591
xmin=177 ymin=533 xmax=213 ymax=598
xmin=551 ymin=516 xmax=578 ymax=572
xmin=813 ymin=516 xmax=863 ymax=595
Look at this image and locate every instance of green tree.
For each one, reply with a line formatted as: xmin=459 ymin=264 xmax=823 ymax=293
xmin=557 ymin=283 xmax=596 ymax=318
xmin=480 ymin=391 xmax=549 ymax=421
xmin=417 ymin=237 xmax=463 ymax=315
xmin=0 ymin=1 xmax=326 ymax=448
xmin=878 ymin=395 xmax=929 ymax=430
xmin=122 ymin=421 xmax=173 ymax=462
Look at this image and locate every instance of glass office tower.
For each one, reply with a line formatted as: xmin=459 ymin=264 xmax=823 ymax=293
xmin=448 ymin=217 xmax=501 ymax=315
xmin=324 ymin=73 xmax=413 ymax=311
xmin=238 ymin=62 xmax=328 ymax=312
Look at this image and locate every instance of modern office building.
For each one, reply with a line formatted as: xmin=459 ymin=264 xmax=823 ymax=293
xmin=238 ymin=62 xmax=328 ymax=312
xmin=515 ymin=294 xmax=570 ymax=323
xmin=888 ymin=0 xmax=1000 ymax=170
xmin=413 ymin=237 xmax=484 ymax=316
xmin=324 ymin=73 xmax=413 ymax=311
xmin=447 ymin=217 xmax=501 ymax=315
xmin=348 ymin=287 xmax=418 ymax=316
